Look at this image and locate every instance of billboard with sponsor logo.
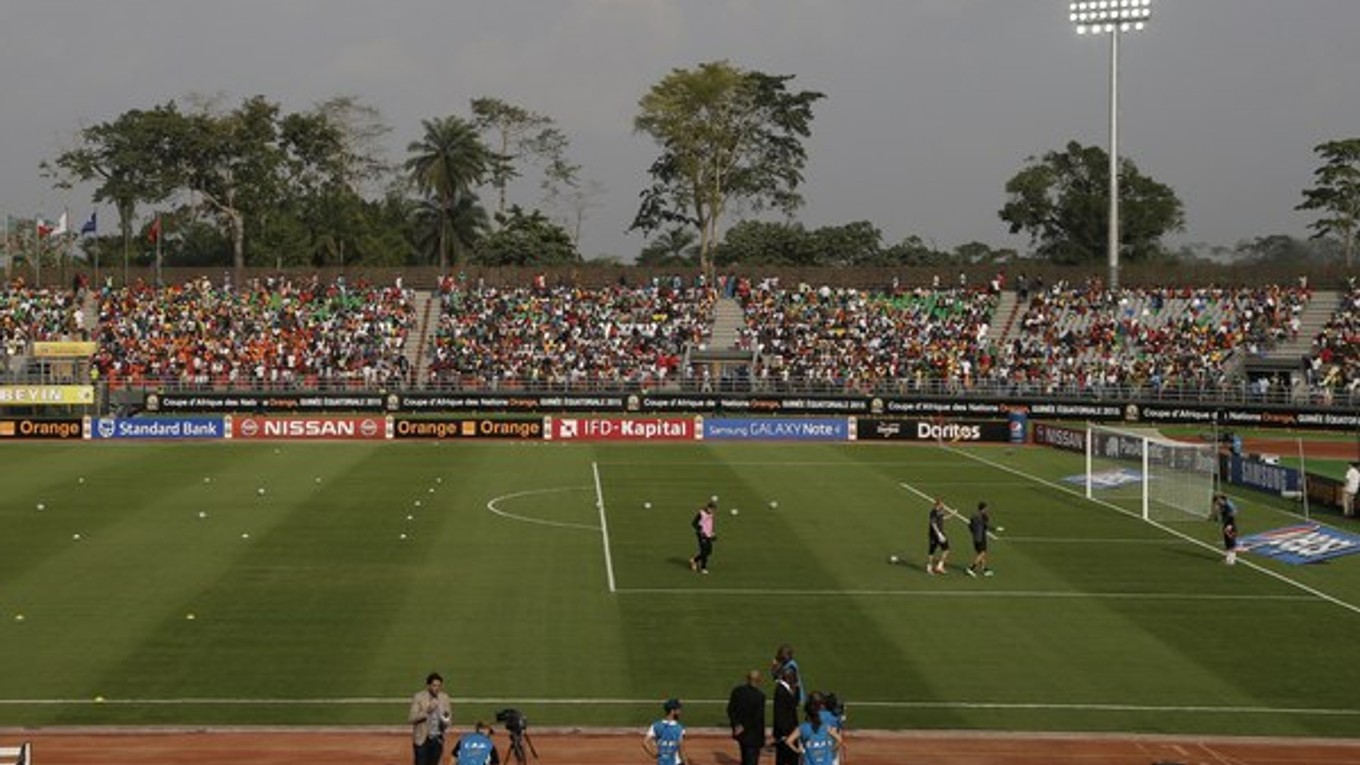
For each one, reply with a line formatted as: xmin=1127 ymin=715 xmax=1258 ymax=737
xmin=854 ymin=418 xmax=1011 ymax=443
xmin=701 ymin=418 xmax=849 ymax=441
xmin=149 ymin=392 xmax=385 ymax=413
xmin=88 ymin=417 xmax=226 ymax=440
xmin=549 ymin=417 xmax=695 ymax=441
xmin=1033 ymin=423 xmax=1087 ymax=453
xmin=1239 ymin=524 xmax=1360 ymax=565
xmin=230 ymin=416 xmax=389 ymax=440
xmin=0 ymin=385 xmax=95 ymax=406
xmin=0 ymin=418 xmax=84 ymax=440
xmin=393 ymin=417 xmax=545 ymax=440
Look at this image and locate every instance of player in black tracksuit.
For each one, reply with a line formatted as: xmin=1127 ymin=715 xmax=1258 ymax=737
xmin=967 ymin=501 xmax=993 ymax=577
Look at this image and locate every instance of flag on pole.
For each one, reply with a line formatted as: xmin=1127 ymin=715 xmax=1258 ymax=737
xmin=148 ymin=216 xmax=162 ymax=243
xmin=37 ymin=217 xmax=53 ymax=237
xmin=80 ymin=211 xmax=97 ymax=236
xmin=51 ymin=211 xmax=68 ymax=237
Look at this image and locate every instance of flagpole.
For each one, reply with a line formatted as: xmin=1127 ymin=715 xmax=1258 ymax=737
xmin=2 ymin=216 xmax=9 ymax=281
xmin=34 ymin=218 xmax=42 ymax=288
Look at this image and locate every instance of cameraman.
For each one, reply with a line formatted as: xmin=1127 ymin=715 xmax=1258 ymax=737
xmin=453 ymin=721 xmax=500 ymax=765
xmin=408 ymin=672 xmax=453 ymax=765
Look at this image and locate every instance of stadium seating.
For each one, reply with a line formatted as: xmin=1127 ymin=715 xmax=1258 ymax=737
xmin=426 ymin=282 xmax=713 ymax=389
xmin=93 ymin=275 xmax=415 ymax=389
xmin=1307 ymin=281 xmax=1359 ymax=402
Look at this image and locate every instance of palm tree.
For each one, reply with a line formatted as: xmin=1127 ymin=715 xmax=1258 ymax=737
xmin=412 ymin=192 xmax=488 ymax=266
xmin=405 ymin=116 xmax=491 ymax=269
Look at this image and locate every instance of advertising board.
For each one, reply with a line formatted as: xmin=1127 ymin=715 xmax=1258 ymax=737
xmin=229 ymin=416 xmax=389 ymax=440
xmin=701 ymin=418 xmax=849 ymax=441
xmin=548 ymin=417 xmax=695 ymax=441
xmin=88 ymin=417 xmax=226 ymax=440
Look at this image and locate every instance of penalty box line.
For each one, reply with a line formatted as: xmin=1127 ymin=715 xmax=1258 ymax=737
xmin=941 ymin=445 xmax=1360 ymax=618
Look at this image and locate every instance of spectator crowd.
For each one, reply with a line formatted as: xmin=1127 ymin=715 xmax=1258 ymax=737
xmin=92 ymin=275 xmax=416 ymax=388
xmin=426 ymin=280 xmax=714 ymax=389
xmin=3 ymin=273 xmax=1355 ymax=403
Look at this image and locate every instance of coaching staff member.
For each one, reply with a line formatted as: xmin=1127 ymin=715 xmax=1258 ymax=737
xmin=727 ymin=670 xmax=766 ymax=765
xmin=773 ymin=666 xmax=800 ymax=765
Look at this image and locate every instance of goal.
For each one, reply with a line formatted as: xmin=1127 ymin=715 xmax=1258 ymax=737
xmin=1085 ymin=423 xmax=1218 ymax=522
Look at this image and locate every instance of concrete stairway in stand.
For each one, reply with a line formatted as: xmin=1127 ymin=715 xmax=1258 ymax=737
xmin=710 ymin=296 xmax=746 ymax=349
xmin=1262 ymin=289 xmax=1339 ymax=360
xmin=405 ymin=290 xmax=436 ymax=385
xmin=992 ymin=289 xmax=1022 ymax=346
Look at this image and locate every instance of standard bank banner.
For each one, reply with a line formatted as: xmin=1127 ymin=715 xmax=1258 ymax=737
xmin=702 ymin=418 xmax=849 ymax=441
xmin=88 ymin=417 xmax=226 ymax=440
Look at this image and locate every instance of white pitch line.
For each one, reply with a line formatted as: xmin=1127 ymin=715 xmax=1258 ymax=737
xmin=2 ymin=697 xmax=1355 ymax=717
xmin=612 ymin=587 xmax=1310 ymax=602
xmin=898 ymin=481 xmax=998 ymax=540
xmin=593 ymin=461 xmax=617 ymax=594
xmin=1000 ymin=536 xmax=1176 ymax=545
xmin=485 ymin=487 xmax=599 ymax=531
xmin=943 ymin=446 xmax=1360 ymax=618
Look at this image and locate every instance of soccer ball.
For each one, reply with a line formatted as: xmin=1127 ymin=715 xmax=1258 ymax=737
xmin=257 ymin=487 xmax=266 ymax=496
xmin=889 ymin=554 xmax=899 ymax=564
xmin=769 ymin=501 xmax=779 ymax=509
xmin=643 ymin=501 xmax=652 ymax=509
xmin=730 ymin=508 xmax=739 ymax=516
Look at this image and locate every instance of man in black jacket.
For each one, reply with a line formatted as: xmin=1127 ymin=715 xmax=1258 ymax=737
xmin=772 ymin=666 xmax=800 ymax=765
xmin=727 ymin=670 xmax=766 ymax=765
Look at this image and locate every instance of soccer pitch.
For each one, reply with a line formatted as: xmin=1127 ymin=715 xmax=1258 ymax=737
xmin=2 ymin=440 xmax=1358 ymax=737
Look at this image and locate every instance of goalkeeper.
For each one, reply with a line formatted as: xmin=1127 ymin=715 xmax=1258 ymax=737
xmin=1214 ymin=493 xmax=1238 ymax=566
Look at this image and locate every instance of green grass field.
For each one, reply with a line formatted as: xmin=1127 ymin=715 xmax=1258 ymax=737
xmin=3 ymin=440 xmax=1359 ymax=737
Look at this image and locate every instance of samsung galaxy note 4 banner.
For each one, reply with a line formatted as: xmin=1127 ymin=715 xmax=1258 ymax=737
xmin=702 ymin=418 xmax=849 ymax=441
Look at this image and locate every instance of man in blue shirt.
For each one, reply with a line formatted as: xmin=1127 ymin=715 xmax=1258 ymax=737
xmin=643 ymin=698 xmax=686 ymax=765
xmin=452 ymin=722 xmax=499 ymax=765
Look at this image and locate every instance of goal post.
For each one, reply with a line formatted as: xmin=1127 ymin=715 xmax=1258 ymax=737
xmin=1085 ymin=422 xmax=1218 ymax=522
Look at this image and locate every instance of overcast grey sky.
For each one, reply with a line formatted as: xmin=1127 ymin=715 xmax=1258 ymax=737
xmin=3 ymin=0 xmax=1358 ymax=261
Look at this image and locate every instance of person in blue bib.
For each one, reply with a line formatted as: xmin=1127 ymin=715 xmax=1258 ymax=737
xmin=452 ymin=721 xmax=499 ymax=765
xmin=783 ymin=697 xmax=842 ymax=765
xmin=643 ymin=698 xmax=687 ymax=765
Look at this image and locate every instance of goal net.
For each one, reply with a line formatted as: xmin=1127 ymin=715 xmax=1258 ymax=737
xmin=1085 ymin=423 xmax=1218 ymax=522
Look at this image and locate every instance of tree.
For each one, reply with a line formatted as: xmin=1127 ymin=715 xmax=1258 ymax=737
xmin=46 ymin=105 xmax=181 ymax=278
xmin=637 ymin=227 xmax=699 ymax=267
xmin=999 ymin=140 xmax=1184 ymax=265
xmin=474 ymin=206 xmax=577 ymax=266
xmin=470 ymin=97 xmax=574 ymax=219
xmin=405 ymin=116 xmax=492 ymax=269
xmin=1297 ymin=138 xmax=1360 ymax=268
xmin=631 ymin=61 xmax=824 ymax=275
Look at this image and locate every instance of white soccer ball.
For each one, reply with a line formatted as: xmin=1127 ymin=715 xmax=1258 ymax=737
xmin=241 ymin=532 xmax=250 ymax=539
xmin=198 ymin=511 xmax=207 ymax=519
xmin=72 ymin=533 xmax=82 ymax=541
xmin=204 ymin=477 xmax=211 ymax=483
xmin=769 ymin=501 xmax=779 ymax=509
xmin=36 ymin=503 xmax=45 ymax=511
xmin=889 ymin=554 xmax=899 ymax=564
xmin=710 ymin=495 xmax=719 ymax=503
xmin=78 ymin=477 xmax=85 ymax=484
xmin=257 ymin=487 xmax=266 ymax=496
xmin=400 ymin=533 xmax=408 ymax=540
xmin=731 ymin=508 xmax=739 ymax=516
xmin=996 ymin=526 xmax=1006 ymax=533
xmin=315 ymin=477 xmax=322 ymax=484
xmin=643 ymin=501 xmax=652 ymax=509
xmin=414 ymin=500 xmax=422 ymax=507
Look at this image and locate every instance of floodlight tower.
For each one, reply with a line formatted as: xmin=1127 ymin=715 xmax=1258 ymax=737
xmin=1070 ymin=0 xmax=1151 ymax=289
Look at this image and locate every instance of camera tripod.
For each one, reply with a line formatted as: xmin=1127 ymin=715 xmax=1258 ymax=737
xmin=504 ymin=727 xmax=537 ymax=765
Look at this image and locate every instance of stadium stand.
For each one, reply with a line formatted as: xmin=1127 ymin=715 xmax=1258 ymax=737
xmin=6 ymin=270 xmax=1348 ymax=405
xmin=736 ymin=280 xmax=998 ymax=393
xmin=1307 ymin=281 xmax=1360 ymax=402
xmin=92 ymin=275 xmax=416 ymax=389
xmin=426 ymin=281 xmax=714 ymax=389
